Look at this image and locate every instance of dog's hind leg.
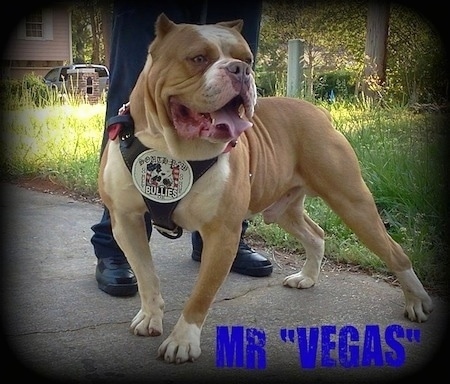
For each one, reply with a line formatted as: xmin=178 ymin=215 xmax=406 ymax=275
xmin=320 ymin=178 xmax=433 ymax=322
xmin=264 ymin=190 xmax=325 ymax=289
xmin=281 ymin=212 xmax=325 ymax=289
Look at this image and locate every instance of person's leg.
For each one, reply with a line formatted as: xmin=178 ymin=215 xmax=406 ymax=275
xmin=92 ymin=2 xmax=194 ymax=296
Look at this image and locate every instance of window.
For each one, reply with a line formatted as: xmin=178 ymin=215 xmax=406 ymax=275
xmin=17 ymin=9 xmax=53 ymax=40
xmin=95 ymin=67 xmax=108 ymax=78
xmin=25 ymin=11 xmax=43 ymax=38
xmin=43 ymin=68 xmax=60 ymax=82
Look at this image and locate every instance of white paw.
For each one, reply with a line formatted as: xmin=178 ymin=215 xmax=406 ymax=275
xmin=283 ymin=272 xmax=316 ymax=289
xmin=158 ymin=315 xmax=202 ymax=364
xmin=403 ymin=292 xmax=433 ymax=323
xmin=130 ymin=308 xmax=163 ymax=336
xmin=396 ymin=269 xmax=433 ymax=323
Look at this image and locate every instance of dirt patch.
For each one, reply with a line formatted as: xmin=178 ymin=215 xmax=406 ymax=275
xmin=9 ymin=176 xmax=102 ymax=205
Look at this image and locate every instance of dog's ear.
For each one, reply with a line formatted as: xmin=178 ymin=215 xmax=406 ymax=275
xmin=155 ymin=13 xmax=177 ymax=38
xmin=217 ymin=19 xmax=244 ymax=33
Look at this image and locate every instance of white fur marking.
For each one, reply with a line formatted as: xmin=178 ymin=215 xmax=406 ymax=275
xmin=158 ymin=314 xmax=202 ymax=363
xmin=395 ymin=268 xmax=433 ymax=322
xmin=174 ymin=154 xmax=230 ymax=229
xmin=195 ymin=25 xmax=240 ymax=47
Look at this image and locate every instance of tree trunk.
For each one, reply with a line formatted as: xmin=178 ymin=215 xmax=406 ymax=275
xmin=101 ymin=5 xmax=112 ymax=68
xmin=362 ymin=1 xmax=390 ymax=99
xmin=89 ymin=6 xmax=100 ymax=64
xmin=305 ymin=45 xmax=314 ymax=100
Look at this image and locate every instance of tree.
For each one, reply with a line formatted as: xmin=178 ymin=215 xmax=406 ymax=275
xmin=258 ymin=0 xmax=366 ymax=98
xmin=71 ymin=4 xmax=91 ymax=63
xmin=387 ymin=3 xmax=448 ymax=104
xmin=362 ymin=1 xmax=390 ymax=99
xmin=71 ymin=1 xmax=111 ymax=65
xmin=89 ymin=3 xmax=101 ymax=64
xmin=101 ymin=6 xmax=112 ymax=68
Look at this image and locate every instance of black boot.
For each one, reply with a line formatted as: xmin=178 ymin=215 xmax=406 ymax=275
xmin=191 ymin=221 xmax=273 ymax=277
xmin=95 ymin=256 xmax=138 ymax=296
xmin=92 ymin=209 xmax=152 ymax=297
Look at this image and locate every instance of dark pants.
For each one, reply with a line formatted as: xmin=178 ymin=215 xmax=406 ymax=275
xmin=91 ymin=0 xmax=262 ymax=259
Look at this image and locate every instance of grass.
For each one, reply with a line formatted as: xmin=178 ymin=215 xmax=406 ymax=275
xmin=1 ymin=104 xmax=104 ymax=196
xmin=1 ymin=98 xmax=448 ymax=292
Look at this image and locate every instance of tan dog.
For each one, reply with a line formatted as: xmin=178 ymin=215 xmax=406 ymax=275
xmin=98 ymin=14 xmax=433 ymax=364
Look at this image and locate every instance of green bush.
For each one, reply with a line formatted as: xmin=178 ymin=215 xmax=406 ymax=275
xmin=314 ymin=70 xmax=356 ymax=101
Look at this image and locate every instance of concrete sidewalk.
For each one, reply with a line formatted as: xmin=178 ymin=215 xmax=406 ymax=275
xmin=1 ymin=182 xmax=447 ymax=383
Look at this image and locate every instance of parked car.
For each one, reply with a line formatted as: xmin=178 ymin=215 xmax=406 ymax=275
xmin=43 ymin=64 xmax=109 ymax=93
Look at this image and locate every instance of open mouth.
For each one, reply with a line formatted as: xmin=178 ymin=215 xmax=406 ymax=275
xmin=169 ymin=94 xmax=254 ymax=143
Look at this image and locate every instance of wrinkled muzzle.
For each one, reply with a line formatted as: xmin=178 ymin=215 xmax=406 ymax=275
xmin=169 ymin=60 xmax=256 ymax=147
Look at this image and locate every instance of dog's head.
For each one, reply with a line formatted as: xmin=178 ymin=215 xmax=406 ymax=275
xmin=129 ymin=13 xmax=257 ymax=160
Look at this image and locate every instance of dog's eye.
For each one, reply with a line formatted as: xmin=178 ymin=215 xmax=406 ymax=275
xmin=191 ymin=55 xmax=208 ymax=65
xmin=243 ymin=57 xmax=253 ymax=66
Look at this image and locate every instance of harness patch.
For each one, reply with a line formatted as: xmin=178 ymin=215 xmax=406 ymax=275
xmin=131 ymin=149 xmax=194 ymax=203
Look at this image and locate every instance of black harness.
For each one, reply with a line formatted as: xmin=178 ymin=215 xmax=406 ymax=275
xmin=107 ymin=111 xmax=218 ymax=239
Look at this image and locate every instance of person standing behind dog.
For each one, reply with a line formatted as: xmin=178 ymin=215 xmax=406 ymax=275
xmin=91 ymin=0 xmax=273 ymax=297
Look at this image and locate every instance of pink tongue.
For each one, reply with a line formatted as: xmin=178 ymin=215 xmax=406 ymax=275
xmin=210 ymin=108 xmax=252 ymax=138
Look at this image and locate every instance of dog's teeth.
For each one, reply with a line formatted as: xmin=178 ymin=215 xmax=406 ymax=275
xmin=245 ymin=104 xmax=254 ymax=119
xmin=212 ymin=118 xmax=216 ymax=125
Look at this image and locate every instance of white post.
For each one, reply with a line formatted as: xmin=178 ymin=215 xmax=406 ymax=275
xmin=287 ymin=39 xmax=304 ymax=98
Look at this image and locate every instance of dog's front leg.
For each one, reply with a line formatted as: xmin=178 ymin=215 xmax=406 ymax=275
xmin=111 ymin=210 xmax=165 ymax=337
xmin=158 ymin=223 xmax=241 ymax=363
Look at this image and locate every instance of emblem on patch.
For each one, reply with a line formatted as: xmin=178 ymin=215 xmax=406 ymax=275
xmin=131 ymin=149 xmax=193 ymax=203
